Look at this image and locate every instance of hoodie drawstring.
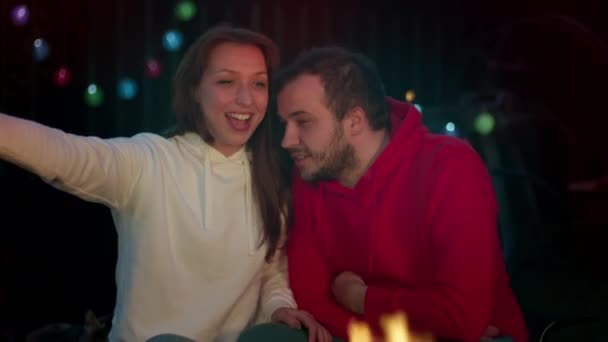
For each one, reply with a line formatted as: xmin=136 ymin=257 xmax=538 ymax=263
xmin=242 ymin=156 xmax=257 ymax=255
xmin=202 ymin=146 xmax=258 ymax=255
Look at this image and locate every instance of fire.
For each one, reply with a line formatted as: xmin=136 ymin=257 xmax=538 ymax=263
xmin=347 ymin=312 xmax=434 ymax=342
xmin=347 ymin=320 xmax=373 ymax=342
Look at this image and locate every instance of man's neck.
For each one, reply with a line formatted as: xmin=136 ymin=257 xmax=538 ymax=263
xmin=339 ymin=129 xmax=390 ymax=188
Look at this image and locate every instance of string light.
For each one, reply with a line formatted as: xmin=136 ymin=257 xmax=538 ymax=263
xmin=21 ymin=4 xmax=193 ymax=105
xmin=405 ymin=89 xmax=416 ymax=103
xmin=444 ymin=122 xmax=458 ymax=136
xmin=53 ymin=66 xmax=72 ymax=87
xmin=117 ymin=78 xmax=138 ymax=100
xmin=474 ymin=112 xmax=496 ymax=135
xmin=162 ymin=30 xmax=184 ymax=52
xmin=145 ymin=59 xmax=162 ymax=78
xmin=11 ymin=5 xmax=30 ymax=26
xmin=85 ymin=83 xmax=104 ymax=107
xmin=33 ymin=38 xmax=50 ymax=62
xmin=175 ymin=1 xmax=197 ymax=22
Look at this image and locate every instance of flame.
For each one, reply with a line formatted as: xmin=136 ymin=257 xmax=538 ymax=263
xmin=379 ymin=312 xmax=410 ymax=342
xmin=347 ymin=312 xmax=434 ymax=342
xmin=347 ymin=320 xmax=373 ymax=342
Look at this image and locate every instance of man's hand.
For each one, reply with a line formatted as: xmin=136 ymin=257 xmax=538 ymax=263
xmin=480 ymin=325 xmax=500 ymax=341
xmin=331 ymin=271 xmax=367 ymax=314
xmin=271 ymin=307 xmax=333 ymax=342
xmin=332 ymin=272 xmax=501 ymax=342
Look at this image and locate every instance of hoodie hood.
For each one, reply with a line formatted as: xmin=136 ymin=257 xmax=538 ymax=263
xmin=309 ymin=97 xmax=427 ymax=273
xmin=322 ymin=97 xmax=427 ymax=193
xmin=175 ymin=132 xmax=259 ymax=255
xmin=371 ymin=97 xmax=428 ymax=177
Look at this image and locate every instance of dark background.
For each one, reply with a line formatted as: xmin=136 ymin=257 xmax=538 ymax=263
xmin=1 ymin=0 xmax=607 ymax=340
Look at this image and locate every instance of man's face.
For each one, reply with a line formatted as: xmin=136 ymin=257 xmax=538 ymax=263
xmin=277 ymin=74 xmax=356 ymax=182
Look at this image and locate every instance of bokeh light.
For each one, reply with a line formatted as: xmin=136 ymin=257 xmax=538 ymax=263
xmin=444 ymin=122 xmax=458 ymax=136
xmin=474 ymin=112 xmax=496 ymax=135
xmin=53 ymin=66 xmax=72 ymax=87
xmin=162 ymin=30 xmax=184 ymax=52
xmin=117 ymin=78 xmax=138 ymax=100
xmin=33 ymin=38 xmax=50 ymax=62
xmin=11 ymin=5 xmax=30 ymax=26
xmin=85 ymin=83 xmax=104 ymax=107
xmin=405 ymin=90 xmax=416 ymax=103
xmin=445 ymin=122 xmax=455 ymax=132
xmin=145 ymin=59 xmax=162 ymax=78
xmin=175 ymin=1 xmax=197 ymax=22
xmin=414 ymin=104 xmax=422 ymax=113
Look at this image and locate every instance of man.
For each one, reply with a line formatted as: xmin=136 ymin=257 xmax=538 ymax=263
xmin=275 ymin=47 xmax=529 ymax=342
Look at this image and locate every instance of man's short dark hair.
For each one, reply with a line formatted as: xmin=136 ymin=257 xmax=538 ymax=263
xmin=274 ymin=47 xmax=390 ymax=131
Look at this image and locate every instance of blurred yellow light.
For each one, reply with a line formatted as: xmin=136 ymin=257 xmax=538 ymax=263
xmin=347 ymin=312 xmax=434 ymax=342
xmin=405 ymin=90 xmax=416 ymax=103
xmin=348 ymin=320 xmax=373 ymax=342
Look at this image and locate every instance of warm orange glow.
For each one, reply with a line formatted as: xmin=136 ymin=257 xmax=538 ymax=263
xmin=348 ymin=320 xmax=373 ymax=342
xmin=380 ymin=312 xmax=410 ymax=342
xmin=405 ymin=90 xmax=416 ymax=103
xmin=347 ymin=312 xmax=434 ymax=342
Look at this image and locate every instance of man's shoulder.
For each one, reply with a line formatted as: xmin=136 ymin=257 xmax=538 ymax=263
xmin=421 ymin=132 xmax=476 ymax=154
xmin=414 ymin=132 xmax=488 ymax=178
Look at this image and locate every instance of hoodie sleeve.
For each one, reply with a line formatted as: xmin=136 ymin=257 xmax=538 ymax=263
xmin=363 ymin=146 xmax=501 ymax=342
xmin=288 ymin=176 xmax=358 ymax=340
xmin=258 ymin=223 xmax=298 ymax=322
xmin=0 ymin=113 xmax=146 ymax=209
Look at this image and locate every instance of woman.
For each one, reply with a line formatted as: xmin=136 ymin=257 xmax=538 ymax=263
xmin=0 ymin=25 xmax=330 ymax=342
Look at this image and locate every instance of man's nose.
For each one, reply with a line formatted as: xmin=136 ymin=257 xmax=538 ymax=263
xmin=281 ymin=123 xmax=298 ymax=149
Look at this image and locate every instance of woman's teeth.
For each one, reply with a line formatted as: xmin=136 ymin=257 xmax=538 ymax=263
xmin=226 ymin=113 xmax=252 ymax=121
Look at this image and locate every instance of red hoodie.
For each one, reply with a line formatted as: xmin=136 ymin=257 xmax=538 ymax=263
xmin=287 ymin=98 xmax=529 ymax=342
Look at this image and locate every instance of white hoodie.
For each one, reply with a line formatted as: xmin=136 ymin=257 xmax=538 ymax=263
xmin=0 ymin=114 xmax=296 ymax=341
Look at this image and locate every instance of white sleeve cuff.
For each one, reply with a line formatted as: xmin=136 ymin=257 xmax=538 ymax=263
xmin=262 ymin=290 xmax=298 ymax=321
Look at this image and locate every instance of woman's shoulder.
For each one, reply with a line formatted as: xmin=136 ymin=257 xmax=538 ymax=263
xmin=125 ymin=132 xmax=199 ymax=151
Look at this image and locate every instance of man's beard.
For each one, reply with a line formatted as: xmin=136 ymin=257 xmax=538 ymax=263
xmin=299 ymin=126 xmax=358 ymax=183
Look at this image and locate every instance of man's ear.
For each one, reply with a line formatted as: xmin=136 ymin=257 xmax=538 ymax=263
xmin=344 ymin=106 xmax=366 ymax=136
